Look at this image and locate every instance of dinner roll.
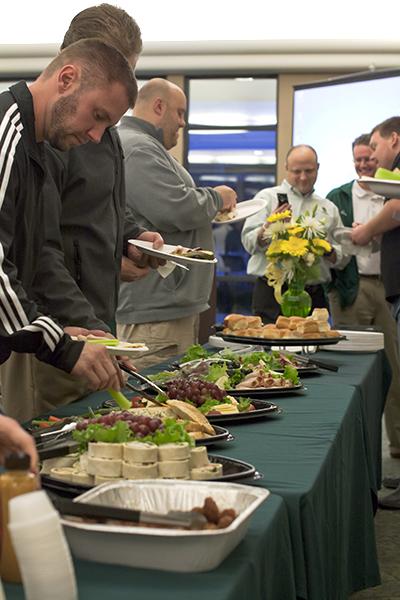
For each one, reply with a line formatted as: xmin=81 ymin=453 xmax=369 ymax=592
xmin=262 ymin=327 xmax=282 ymax=339
xmin=312 ymin=308 xmax=329 ymax=322
xmin=223 ymin=314 xmax=250 ymax=330
xmin=296 ymin=320 xmax=320 ymax=334
xmin=289 ymin=316 xmax=306 ymax=330
xmin=276 ymin=316 xmax=291 ymax=329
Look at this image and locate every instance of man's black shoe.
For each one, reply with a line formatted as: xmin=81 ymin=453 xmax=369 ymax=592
xmin=382 ymin=476 xmax=400 ymax=489
xmin=378 ymin=485 xmax=400 ymax=510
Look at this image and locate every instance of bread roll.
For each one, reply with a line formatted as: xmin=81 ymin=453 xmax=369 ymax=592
xmin=276 ymin=316 xmax=291 ymax=329
xmin=326 ymin=330 xmax=341 ymax=337
xmin=317 ymin=321 xmax=331 ymax=333
xmin=123 ymin=441 xmax=158 ymax=464
xmin=312 ymin=308 xmax=329 ymax=322
xmin=158 ymin=442 xmax=190 ymax=461
xmin=223 ymin=314 xmax=250 ymax=330
xmin=158 ymin=459 xmax=190 ymax=479
xmin=263 ymin=323 xmax=277 ymax=329
xmin=296 ymin=320 xmax=319 ymax=334
xmin=302 ymin=332 xmax=322 ymax=339
xmin=88 ymin=442 xmax=123 ymax=459
xmin=233 ymin=329 xmax=251 ymax=337
xmin=191 ymin=463 xmax=223 ymax=480
xmin=246 ymin=316 xmax=263 ymax=329
xmin=289 ymin=316 xmax=306 ymax=330
xmin=122 ymin=461 xmax=158 ymax=479
xmin=262 ymin=327 xmax=282 ymax=339
xmin=245 ymin=328 xmax=264 ymax=338
xmin=279 ymin=329 xmax=293 ymax=339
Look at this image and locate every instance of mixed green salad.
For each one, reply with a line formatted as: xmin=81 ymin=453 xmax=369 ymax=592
xmin=150 ymin=346 xmax=300 ymax=392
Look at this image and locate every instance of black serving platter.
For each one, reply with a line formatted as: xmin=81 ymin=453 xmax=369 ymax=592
xmin=227 ymin=383 xmax=304 ymax=398
xmin=198 ymin=425 xmax=234 ymax=446
xmin=40 ymin=453 xmax=262 ymax=499
xmin=206 ymin=399 xmax=283 ymax=424
xmin=216 ymin=331 xmax=346 ymax=347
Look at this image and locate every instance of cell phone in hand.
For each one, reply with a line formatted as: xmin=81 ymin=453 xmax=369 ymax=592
xmin=277 ymin=193 xmax=289 ymax=206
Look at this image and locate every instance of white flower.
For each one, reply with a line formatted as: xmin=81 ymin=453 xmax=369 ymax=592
xmin=299 ymin=215 xmax=326 ymax=239
xmin=304 ymin=252 xmax=315 ymax=267
xmin=264 ymin=221 xmax=290 ymax=238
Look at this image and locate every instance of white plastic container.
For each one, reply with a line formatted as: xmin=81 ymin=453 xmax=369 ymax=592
xmin=61 ymin=479 xmax=269 ymax=572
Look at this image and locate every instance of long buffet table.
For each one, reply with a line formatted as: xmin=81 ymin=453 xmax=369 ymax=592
xmin=4 ymin=349 xmax=387 ymax=600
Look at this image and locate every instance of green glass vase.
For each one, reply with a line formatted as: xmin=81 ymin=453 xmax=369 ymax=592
xmin=281 ymin=279 xmax=312 ymax=317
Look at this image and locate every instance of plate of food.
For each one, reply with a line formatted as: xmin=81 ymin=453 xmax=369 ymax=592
xmin=40 ymin=449 xmax=262 ymax=499
xmin=213 ymin=198 xmax=266 ymax=225
xmin=71 ymin=335 xmax=148 ymax=356
xmin=177 ymin=345 xmax=319 ymax=375
xmin=148 ymin=355 xmax=302 ymax=402
xmin=129 ymin=240 xmax=217 ymax=266
xmin=359 ymin=168 xmax=400 ymax=198
xmin=218 ymin=311 xmax=345 ymax=347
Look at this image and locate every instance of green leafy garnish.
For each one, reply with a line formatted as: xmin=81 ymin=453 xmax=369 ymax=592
xmin=283 ymin=365 xmax=300 ymax=385
xmin=149 ymin=370 xmax=178 ymax=384
xmin=205 ymin=363 xmax=228 ymax=385
xmin=72 ymin=420 xmax=132 ymax=450
xmin=237 ymin=397 xmax=252 ymax=412
xmin=180 ymin=344 xmax=212 ymax=363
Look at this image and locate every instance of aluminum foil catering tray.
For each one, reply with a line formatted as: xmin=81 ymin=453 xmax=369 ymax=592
xmin=61 ymin=479 xmax=269 ymax=572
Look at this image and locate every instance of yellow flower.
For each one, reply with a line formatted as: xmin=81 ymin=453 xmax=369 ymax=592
xmin=287 ymin=226 xmax=304 ymax=236
xmin=267 ymin=210 xmax=291 ymax=223
xmin=266 ymin=240 xmax=284 ymax=256
xmin=312 ymin=238 xmax=332 ymax=253
xmin=280 ymin=237 xmax=309 ymax=257
xmin=265 ymin=261 xmax=285 ymax=303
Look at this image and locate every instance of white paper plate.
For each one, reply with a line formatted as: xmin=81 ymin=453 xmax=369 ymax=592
xmin=61 ymin=480 xmax=269 ymax=572
xmin=331 ymin=226 xmax=379 ymax=257
xmin=71 ymin=337 xmax=148 ymax=356
xmin=129 ymin=240 xmax=217 ymax=266
xmin=105 ymin=343 xmax=149 ymax=356
xmin=213 ymin=198 xmax=266 ymax=225
xmin=359 ymin=177 xmax=400 ymax=198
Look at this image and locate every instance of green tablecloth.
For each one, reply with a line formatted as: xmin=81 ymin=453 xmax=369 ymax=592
xmin=4 ymin=494 xmax=296 ymax=600
xmin=6 ymin=349 xmax=385 ymax=600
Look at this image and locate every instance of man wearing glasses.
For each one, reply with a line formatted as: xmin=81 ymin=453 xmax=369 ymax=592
xmin=242 ymin=144 xmax=346 ymax=323
xmin=326 ymin=133 xmax=400 ymax=461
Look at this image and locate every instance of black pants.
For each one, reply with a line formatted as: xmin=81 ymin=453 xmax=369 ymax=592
xmin=252 ymin=277 xmax=329 ymax=324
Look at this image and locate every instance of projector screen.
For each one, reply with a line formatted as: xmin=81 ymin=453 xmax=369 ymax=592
xmin=293 ymin=70 xmax=400 ymax=197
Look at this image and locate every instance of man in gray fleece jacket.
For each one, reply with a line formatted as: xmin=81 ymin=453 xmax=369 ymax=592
xmin=117 ymin=79 xmax=237 ymax=367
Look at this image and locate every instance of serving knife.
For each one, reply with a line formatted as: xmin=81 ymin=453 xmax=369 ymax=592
xmin=52 ymin=497 xmax=207 ymax=529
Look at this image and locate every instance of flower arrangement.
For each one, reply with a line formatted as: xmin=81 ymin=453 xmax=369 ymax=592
xmin=264 ymin=206 xmax=331 ymax=305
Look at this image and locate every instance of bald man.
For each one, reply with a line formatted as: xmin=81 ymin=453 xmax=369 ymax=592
xmin=116 ymin=78 xmax=237 ymax=367
xmin=241 ymin=145 xmax=348 ymax=323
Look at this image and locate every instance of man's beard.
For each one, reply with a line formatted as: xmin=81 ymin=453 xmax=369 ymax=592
xmin=47 ymin=90 xmax=82 ymax=151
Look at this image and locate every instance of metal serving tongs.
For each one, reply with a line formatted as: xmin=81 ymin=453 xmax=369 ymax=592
xmin=281 ymin=350 xmax=339 ymax=372
xmin=118 ymin=362 xmax=166 ymax=407
xmin=52 ymin=497 xmax=207 ymax=530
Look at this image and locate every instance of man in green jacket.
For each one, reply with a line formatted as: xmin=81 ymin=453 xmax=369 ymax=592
xmin=327 ymin=133 xmax=400 ymax=459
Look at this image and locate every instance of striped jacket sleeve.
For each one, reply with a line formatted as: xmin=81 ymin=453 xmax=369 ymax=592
xmin=0 ymin=102 xmax=83 ymax=372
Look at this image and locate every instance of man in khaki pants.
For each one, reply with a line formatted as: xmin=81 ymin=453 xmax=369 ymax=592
xmin=0 ymin=5 xmax=162 ymax=422
xmin=326 ymin=133 xmax=400 ymax=458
